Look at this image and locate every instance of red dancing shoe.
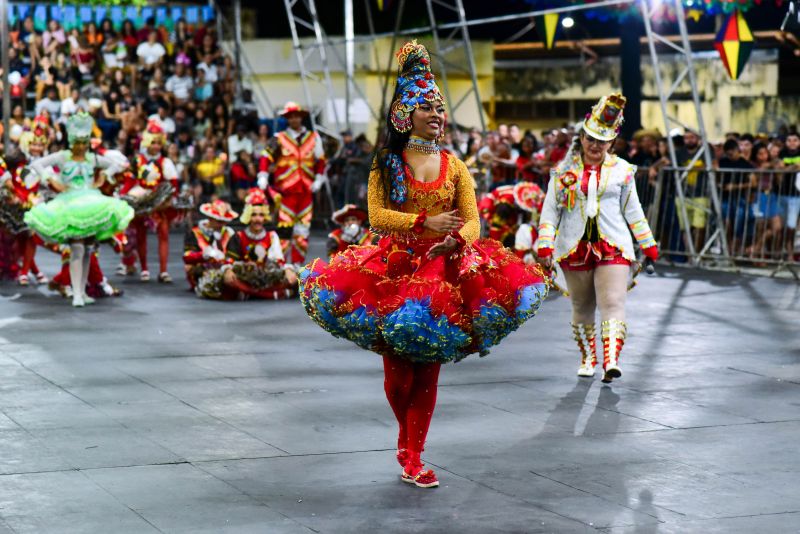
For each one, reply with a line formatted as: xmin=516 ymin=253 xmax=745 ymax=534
xmin=401 ymin=463 xmax=440 ymax=488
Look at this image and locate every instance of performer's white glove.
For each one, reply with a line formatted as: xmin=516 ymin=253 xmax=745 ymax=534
xmin=203 ymin=247 xmax=225 ymax=261
xmin=523 ymin=252 xmax=535 ymax=265
xmin=311 ymin=173 xmax=328 ymax=193
xmin=257 ymin=172 xmax=269 ymax=190
xmin=341 ymin=223 xmax=361 ymax=243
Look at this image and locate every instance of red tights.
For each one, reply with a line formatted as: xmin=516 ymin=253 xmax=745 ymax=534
xmin=133 ymin=217 xmax=169 ymax=273
xmin=382 ymin=355 xmax=441 ymax=469
xmin=16 ymin=234 xmax=40 ymax=276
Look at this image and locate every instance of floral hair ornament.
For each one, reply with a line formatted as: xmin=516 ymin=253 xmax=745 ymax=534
xmin=583 ymin=93 xmax=626 ymax=142
xmin=240 ymin=187 xmax=270 ymax=224
xmin=389 ymin=40 xmax=445 ymax=134
xmin=66 ymin=112 xmax=94 ymax=146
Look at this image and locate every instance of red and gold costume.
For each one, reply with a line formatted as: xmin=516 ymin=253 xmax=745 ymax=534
xmin=0 ymin=121 xmax=53 ymax=285
xmin=299 ymin=41 xmax=548 ymax=490
xmin=258 ymin=103 xmax=326 ymax=264
xmin=512 ymin=181 xmax=545 ymax=264
xmin=477 ymin=184 xmax=519 ymax=247
xmin=118 ymin=122 xmax=179 ymax=282
xmin=326 ymin=204 xmax=374 ymax=257
xmin=183 ymin=200 xmax=237 ymax=291
xmin=222 ymin=189 xmax=297 ymax=300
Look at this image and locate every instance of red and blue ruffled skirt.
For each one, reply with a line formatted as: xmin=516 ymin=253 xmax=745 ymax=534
xmin=299 ymin=236 xmax=548 ymax=364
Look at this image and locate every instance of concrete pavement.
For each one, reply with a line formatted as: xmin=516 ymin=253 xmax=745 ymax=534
xmin=0 ymin=235 xmax=798 ymax=533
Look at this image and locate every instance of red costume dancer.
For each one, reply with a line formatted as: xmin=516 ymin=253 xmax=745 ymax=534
xmin=326 ymin=204 xmax=374 ymax=258
xmin=300 ymin=41 xmax=548 ymax=489
xmin=512 ymin=181 xmax=546 ymax=264
xmin=258 ymin=102 xmax=327 ymax=264
xmin=119 ymin=122 xmax=179 ymax=283
xmin=1 ymin=121 xmax=53 ymax=285
xmin=477 ymin=184 xmax=519 ymax=247
xmin=183 ymin=200 xmax=237 ymax=291
xmin=220 ymin=188 xmax=298 ymax=300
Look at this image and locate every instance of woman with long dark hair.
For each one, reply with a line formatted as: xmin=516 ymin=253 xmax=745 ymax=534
xmin=299 ymin=41 xmax=548 ymax=488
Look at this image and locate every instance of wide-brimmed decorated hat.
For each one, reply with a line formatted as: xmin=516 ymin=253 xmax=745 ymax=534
xmin=240 ymin=188 xmax=270 ymax=224
xmin=331 ymin=204 xmax=368 ymax=226
xmin=389 ymin=40 xmax=444 ymax=133
xmin=199 ymin=200 xmax=238 ymax=222
xmin=583 ymin=93 xmax=626 ymax=142
xmin=280 ymin=101 xmax=309 ymax=118
xmin=513 ymin=181 xmax=545 ymax=213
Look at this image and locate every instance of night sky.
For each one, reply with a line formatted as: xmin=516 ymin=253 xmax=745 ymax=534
xmin=248 ymin=1 xmax=792 ymax=41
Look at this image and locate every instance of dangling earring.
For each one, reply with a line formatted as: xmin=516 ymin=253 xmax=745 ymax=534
xmin=390 ymin=100 xmax=412 ymax=133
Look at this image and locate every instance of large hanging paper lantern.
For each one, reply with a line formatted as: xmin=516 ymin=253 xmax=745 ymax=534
xmin=714 ymin=10 xmax=755 ymax=80
xmin=536 ymin=13 xmax=560 ymax=49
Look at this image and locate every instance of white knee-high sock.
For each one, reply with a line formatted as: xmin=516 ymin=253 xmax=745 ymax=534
xmin=70 ymin=243 xmax=85 ymax=299
xmin=80 ymin=246 xmax=91 ymax=296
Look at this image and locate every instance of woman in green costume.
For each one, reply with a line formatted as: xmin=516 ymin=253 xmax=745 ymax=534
xmin=24 ymin=113 xmax=134 ymax=307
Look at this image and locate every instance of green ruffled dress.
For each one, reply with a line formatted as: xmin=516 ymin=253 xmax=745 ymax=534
xmin=23 ymin=151 xmax=134 ymax=243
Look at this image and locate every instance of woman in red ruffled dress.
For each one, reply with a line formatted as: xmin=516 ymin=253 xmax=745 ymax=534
xmin=300 ymin=41 xmax=548 ymax=488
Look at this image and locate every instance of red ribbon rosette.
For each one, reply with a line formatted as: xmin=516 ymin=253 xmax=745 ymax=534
xmin=560 ymin=171 xmax=578 ymax=211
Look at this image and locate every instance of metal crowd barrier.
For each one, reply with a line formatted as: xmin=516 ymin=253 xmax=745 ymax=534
xmin=638 ymin=166 xmax=800 ymax=279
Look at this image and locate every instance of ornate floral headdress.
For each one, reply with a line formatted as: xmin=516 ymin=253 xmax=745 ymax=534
xmin=582 ymin=93 xmax=626 ymax=142
xmin=240 ymin=187 xmax=270 ymax=224
xmin=66 ymin=112 xmax=94 ymax=146
xmin=389 ymin=40 xmax=444 ymax=133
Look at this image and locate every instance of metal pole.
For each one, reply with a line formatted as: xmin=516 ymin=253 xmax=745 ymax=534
xmin=234 ymin=0 xmax=242 ymax=100
xmin=211 ymin=0 xmax=223 ymax=43
xmin=673 ymin=1 xmax=730 ymax=259
xmin=453 ymin=0 xmax=486 ymax=132
xmin=344 ymin=0 xmax=354 ymax=131
xmin=1 ymin=0 xmax=9 ymax=151
xmin=284 ymin=0 xmax=317 ymax=129
xmin=306 ymin=0 xmax=636 ymax=47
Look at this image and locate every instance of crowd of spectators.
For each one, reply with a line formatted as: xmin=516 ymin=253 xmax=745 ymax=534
xmin=2 ymin=12 xmax=798 ymax=262
xmin=2 ymin=13 xmax=262 ymax=209
xmin=443 ymin=120 xmax=800 ymax=262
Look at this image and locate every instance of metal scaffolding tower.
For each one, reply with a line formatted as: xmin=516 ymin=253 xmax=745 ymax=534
xmin=641 ymin=0 xmax=730 ymax=263
xmin=284 ymin=0 xmax=343 ymax=137
xmin=424 ymin=0 xmax=487 ymax=132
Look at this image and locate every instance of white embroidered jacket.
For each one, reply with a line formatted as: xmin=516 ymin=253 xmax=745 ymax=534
xmin=536 ymin=153 xmax=656 ymax=262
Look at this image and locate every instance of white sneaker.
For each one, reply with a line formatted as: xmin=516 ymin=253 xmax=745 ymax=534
xmin=115 ymin=263 xmax=127 ymax=276
xmin=35 ymin=272 xmax=49 ymax=284
xmin=72 ymin=294 xmax=85 ymax=307
xmin=140 ymin=270 xmax=151 ymax=282
xmin=83 ymin=294 xmax=96 ymax=305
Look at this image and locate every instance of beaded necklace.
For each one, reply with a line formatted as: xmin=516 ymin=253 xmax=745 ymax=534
xmin=406 ymin=135 xmax=440 ymax=155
